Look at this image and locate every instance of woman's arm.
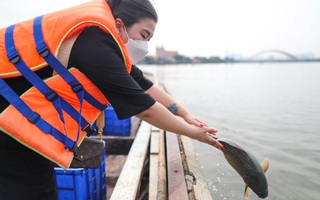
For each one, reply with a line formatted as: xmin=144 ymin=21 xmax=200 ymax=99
xmin=146 ymin=84 xmax=208 ymax=127
xmin=136 ymin=101 xmax=223 ymax=150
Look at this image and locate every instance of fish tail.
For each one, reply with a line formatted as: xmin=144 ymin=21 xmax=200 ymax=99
xmin=260 ymin=158 xmax=269 ymax=172
xmin=243 ymin=185 xmax=251 ymax=199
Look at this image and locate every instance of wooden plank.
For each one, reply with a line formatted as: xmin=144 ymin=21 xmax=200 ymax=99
xmin=110 ymin=121 xmax=151 ymax=200
xmin=150 ymin=126 xmax=160 ymax=154
xmin=180 ymin=135 xmax=213 ymax=200
xmin=130 ymin=116 xmax=141 ymax=137
xmin=157 ymin=130 xmax=167 ymax=200
xmin=149 ymin=127 xmax=160 ymax=200
xmin=166 ymin=132 xmax=189 ymax=200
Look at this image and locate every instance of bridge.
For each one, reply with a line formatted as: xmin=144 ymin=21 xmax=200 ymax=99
xmin=248 ymin=49 xmax=299 ymax=61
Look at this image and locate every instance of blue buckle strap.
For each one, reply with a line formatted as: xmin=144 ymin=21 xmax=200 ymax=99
xmin=33 ymin=15 xmax=106 ymax=111
xmin=45 ymin=91 xmax=59 ymax=102
xmin=60 ymin=98 xmax=91 ymax=132
xmin=5 ymin=25 xmax=20 ymax=64
xmin=4 ymin=24 xmax=68 ymax=140
xmin=33 ymin=16 xmax=108 ymax=145
xmin=69 ymin=144 xmax=78 ymax=156
xmin=4 ymin=24 xmax=90 ymax=151
xmin=27 ymin=112 xmax=41 ymax=124
xmin=7 ymin=50 xmax=20 ymax=64
xmin=0 ymin=77 xmax=76 ymax=150
xmin=33 ymin=16 xmax=84 ymax=146
xmin=83 ymin=124 xmax=97 ymax=136
xmin=36 ymin=40 xmax=49 ymax=57
xmin=72 ymin=83 xmax=84 ymax=93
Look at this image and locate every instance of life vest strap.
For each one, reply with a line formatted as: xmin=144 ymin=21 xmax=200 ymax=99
xmin=4 ymin=24 xmax=95 ymax=141
xmin=33 ymin=15 xmax=107 ymax=143
xmin=0 ymin=77 xmax=77 ymax=151
xmin=33 ymin=16 xmax=106 ymax=111
xmin=5 ymin=24 xmax=68 ymax=131
xmin=4 ymin=24 xmax=99 ymax=151
xmin=5 ymin=28 xmax=20 ymax=64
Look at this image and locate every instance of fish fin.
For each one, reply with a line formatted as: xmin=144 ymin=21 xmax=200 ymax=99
xmin=243 ymin=185 xmax=251 ymax=199
xmin=260 ymin=158 xmax=269 ymax=172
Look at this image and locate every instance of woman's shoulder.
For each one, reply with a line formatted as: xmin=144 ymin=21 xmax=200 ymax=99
xmin=71 ymin=26 xmax=122 ymax=58
xmin=79 ymin=26 xmax=117 ymax=44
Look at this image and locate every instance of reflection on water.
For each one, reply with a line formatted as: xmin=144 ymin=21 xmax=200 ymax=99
xmin=140 ymin=62 xmax=320 ymax=200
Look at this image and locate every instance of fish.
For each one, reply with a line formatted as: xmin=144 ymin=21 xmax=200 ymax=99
xmin=216 ymin=137 xmax=269 ymax=199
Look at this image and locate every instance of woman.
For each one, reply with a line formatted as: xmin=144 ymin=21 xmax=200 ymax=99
xmin=0 ymin=0 xmax=223 ymax=199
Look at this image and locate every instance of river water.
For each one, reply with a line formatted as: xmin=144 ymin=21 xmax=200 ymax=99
xmin=140 ymin=62 xmax=320 ymax=200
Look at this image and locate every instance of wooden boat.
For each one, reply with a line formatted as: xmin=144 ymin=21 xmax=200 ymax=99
xmin=93 ymin=78 xmax=213 ymax=200
xmin=95 ymin=118 xmax=213 ymax=200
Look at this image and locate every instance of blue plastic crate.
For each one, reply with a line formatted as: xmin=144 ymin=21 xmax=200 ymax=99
xmin=55 ymin=147 xmax=106 ymax=200
xmin=92 ymin=105 xmax=131 ymax=136
xmin=104 ymin=106 xmax=131 ymax=136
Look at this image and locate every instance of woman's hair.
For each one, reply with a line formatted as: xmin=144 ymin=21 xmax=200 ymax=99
xmin=107 ymin=0 xmax=158 ymax=28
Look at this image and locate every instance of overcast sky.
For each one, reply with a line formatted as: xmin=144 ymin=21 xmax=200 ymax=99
xmin=1 ymin=0 xmax=319 ymax=58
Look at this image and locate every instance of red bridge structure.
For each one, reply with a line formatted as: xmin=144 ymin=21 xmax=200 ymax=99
xmin=248 ymin=49 xmax=299 ymax=61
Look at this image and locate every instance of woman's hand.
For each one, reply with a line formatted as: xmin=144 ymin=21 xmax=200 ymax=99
xmin=137 ymin=102 xmax=224 ymax=150
xmin=188 ymin=125 xmax=224 ymax=150
xmin=183 ymin=113 xmax=207 ymax=127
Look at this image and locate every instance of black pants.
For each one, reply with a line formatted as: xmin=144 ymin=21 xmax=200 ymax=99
xmin=0 ymin=133 xmax=58 ymax=200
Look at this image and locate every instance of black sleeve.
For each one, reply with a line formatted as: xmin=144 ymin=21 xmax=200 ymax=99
xmin=68 ymin=26 xmax=155 ymax=119
xmin=130 ymin=64 xmax=154 ymax=91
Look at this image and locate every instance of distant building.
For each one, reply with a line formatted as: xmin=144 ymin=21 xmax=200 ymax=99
xmin=191 ymin=57 xmax=202 ymax=63
xmin=155 ymin=46 xmax=178 ymax=64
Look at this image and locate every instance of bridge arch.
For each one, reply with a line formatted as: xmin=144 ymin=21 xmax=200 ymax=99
xmin=248 ymin=49 xmax=299 ymax=61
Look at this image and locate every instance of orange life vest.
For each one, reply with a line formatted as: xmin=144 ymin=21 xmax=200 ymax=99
xmin=0 ymin=0 xmax=132 ymax=169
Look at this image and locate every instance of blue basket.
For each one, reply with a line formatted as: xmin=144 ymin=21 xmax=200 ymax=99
xmin=55 ymin=148 xmax=106 ymax=200
xmin=93 ymin=105 xmax=131 ymax=136
xmin=104 ymin=106 xmax=131 ymax=136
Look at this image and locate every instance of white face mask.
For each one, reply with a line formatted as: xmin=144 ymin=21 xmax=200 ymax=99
xmin=124 ymin=27 xmax=149 ymax=65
